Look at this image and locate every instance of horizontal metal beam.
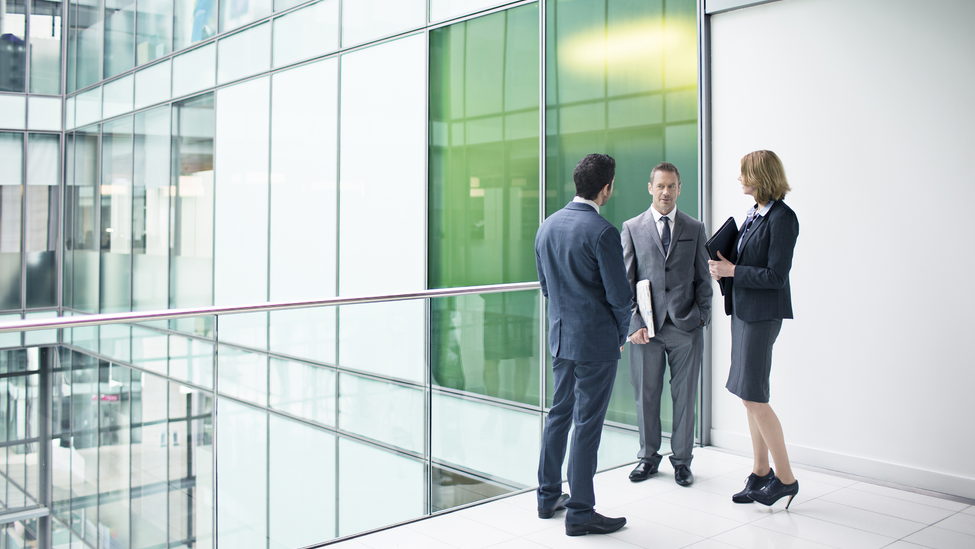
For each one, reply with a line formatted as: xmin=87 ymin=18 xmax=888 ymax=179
xmin=0 ymin=282 xmax=542 ymax=334
xmin=0 ymin=506 xmax=49 ymax=525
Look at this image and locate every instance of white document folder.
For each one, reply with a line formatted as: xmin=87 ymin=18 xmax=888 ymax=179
xmin=636 ymin=279 xmax=655 ymax=338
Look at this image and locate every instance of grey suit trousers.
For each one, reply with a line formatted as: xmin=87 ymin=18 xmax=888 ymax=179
xmin=629 ymin=318 xmax=703 ymax=467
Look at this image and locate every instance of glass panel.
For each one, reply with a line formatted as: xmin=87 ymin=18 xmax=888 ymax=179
xmin=65 ymin=126 xmax=100 ymax=312
xmin=269 ymin=58 xmax=336 ymax=303
xmin=24 ymin=310 xmax=57 ymax=343
xmin=104 ymin=0 xmax=136 ymax=78
xmin=174 ymin=0 xmax=216 ymax=50
xmin=0 ymin=0 xmax=27 ymax=92
xmin=66 ymin=94 xmax=75 ymax=128
xmin=100 ymin=116 xmax=133 ymax=313
xmin=69 ymin=0 xmax=104 ymax=91
xmin=214 ymin=77 xmax=268 ymax=308
xmin=431 ymin=291 xmax=540 ymax=406
xmin=216 ymin=22 xmax=270 ymax=84
xmin=269 ymin=415 xmax=335 ymax=548
xmin=99 ymin=323 xmax=131 ymax=361
xmin=271 ymin=0 xmax=338 ymax=68
xmin=338 ymin=373 xmax=423 ymax=453
xmin=170 ymin=93 xmax=214 ymax=311
xmin=136 ymin=0 xmax=173 ymax=65
xmin=338 ymin=301 xmax=424 ymax=383
xmin=432 ymin=391 xmax=539 ymax=487
xmin=217 ymin=345 xmax=267 ymax=406
xmin=0 ymin=132 xmax=22 ymax=311
xmin=0 ymin=95 xmax=26 ymax=129
xmin=26 ymin=133 xmax=60 ymax=308
xmin=430 ymin=0 xmax=509 ymax=23
xmin=133 ymin=105 xmax=170 ymax=311
xmin=269 ymin=357 xmax=334 ymax=426
xmin=217 ymin=398 xmax=266 ymax=549
xmin=29 ymin=0 xmax=63 ymax=92
xmin=75 ymin=85 xmax=102 ymax=127
xmin=70 ymin=355 xmax=99 ymax=546
xmin=429 ymin=4 xmax=540 ymax=289
xmin=268 ymin=308 xmax=336 ymax=365
xmin=172 ymin=43 xmax=215 ymax=98
xmin=168 ymin=383 xmax=214 ymax=548
xmin=219 ymin=0 xmax=270 ymax=33
xmin=102 ymin=73 xmax=134 ymax=119
xmin=27 ymin=95 xmax=62 ymax=130
xmin=337 ymin=437 xmax=423 ymax=537
xmin=131 ymin=325 xmax=169 ymax=374
xmin=133 ymin=58 xmax=171 ymax=110
xmin=99 ymin=362 xmax=131 ymax=548
xmin=168 ymin=333 xmax=213 ymax=388
xmin=0 ymin=314 xmax=18 ymax=346
xmin=340 ymin=0 xmax=424 ymax=48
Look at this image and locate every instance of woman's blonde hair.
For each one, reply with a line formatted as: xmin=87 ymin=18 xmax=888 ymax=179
xmin=740 ymin=150 xmax=791 ymax=205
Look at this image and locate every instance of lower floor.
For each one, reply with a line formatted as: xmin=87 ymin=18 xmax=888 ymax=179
xmin=328 ymin=447 xmax=975 ymax=549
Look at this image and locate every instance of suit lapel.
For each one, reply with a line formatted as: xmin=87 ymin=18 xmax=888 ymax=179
xmin=668 ymin=213 xmax=686 ymax=260
xmin=640 ymin=210 xmax=666 ymax=258
xmin=739 ymin=204 xmax=770 ymax=253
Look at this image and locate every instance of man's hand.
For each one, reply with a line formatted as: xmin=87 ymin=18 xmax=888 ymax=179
xmin=708 ymin=250 xmax=735 ymax=280
xmin=628 ymin=327 xmax=650 ymax=345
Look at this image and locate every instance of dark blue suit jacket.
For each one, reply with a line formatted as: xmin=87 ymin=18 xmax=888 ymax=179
xmin=724 ymin=200 xmax=799 ymax=321
xmin=535 ymin=201 xmax=632 ymax=361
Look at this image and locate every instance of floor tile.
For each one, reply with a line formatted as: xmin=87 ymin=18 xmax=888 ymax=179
xmin=613 ymin=497 xmax=742 ymax=538
xmin=595 ymin=466 xmax=682 ymax=497
xmin=933 ymin=511 xmax=975 ymax=536
xmin=483 ymin=539 xmax=550 ymax=549
xmin=963 ymin=505 xmax=975 ymax=516
xmin=609 ymin=516 xmax=704 ymax=549
xmin=504 ymin=490 xmax=545 ymax=512
xmin=321 ymin=539 xmax=373 ymax=549
xmin=408 ymin=514 xmax=516 ymax=549
xmin=695 ymin=449 xmax=754 ymax=467
xmin=521 ymin=520 xmax=638 ymax=549
xmin=787 ymin=497 xmax=926 ymax=538
xmin=820 ymin=487 xmax=958 ymax=524
xmin=903 ymin=526 xmax=975 ymax=548
xmin=879 ymin=542 xmax=930 ymax=549
xmin=850 ymin=482 xmax=970 ymax=512
xmin=787 ymin=467 xmax=859 ymax=488
xmin=750 ymin=510 xmax=896 ymax=549
xmin=672 ymin=455 xmax=745 ymax=482
xmin=714 ymin=524 xmax=838 ymax=549
xmin=681 ymin=539 xmax=741 ymax=549
xmin=653 ymin=483 xmax=780 ymax=524
xmin=457 ymin=500 xmax=557 ymax=537
xmin=354 ymin=526 xmax=459 ymax=549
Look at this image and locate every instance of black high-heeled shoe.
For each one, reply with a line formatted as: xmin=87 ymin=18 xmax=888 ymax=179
xmin=746 ymin=476 xmax=799 ymax=508
xmin=732 ymin=468 xmax=774 ymax=504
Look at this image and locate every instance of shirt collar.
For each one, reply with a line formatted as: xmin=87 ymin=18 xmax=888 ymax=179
xmin=573 ymin=195 xmax=599 ymax=214
xmin=748 ymin=201 xmax=774 ymax=219
xmin=651 ymin=205 xmax=677 ymax=223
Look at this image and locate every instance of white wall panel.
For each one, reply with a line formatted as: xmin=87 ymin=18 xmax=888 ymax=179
xmin=709 ymin=0 xmax=975 ymax=498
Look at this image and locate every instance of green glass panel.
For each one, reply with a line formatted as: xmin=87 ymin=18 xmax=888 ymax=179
xmin=432 ymin=290 xmax=540 ymax=406
xmin=429 ymin=4 xmax=540 ymax=289
xmin=544 ymin=0 xmax=698 ymax=429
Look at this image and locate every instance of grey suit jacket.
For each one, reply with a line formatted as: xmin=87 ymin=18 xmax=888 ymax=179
xmin=621 ymin=207 xmax=712 ymax=335
xmin=535 ymin=201 xmax=632 ymax=361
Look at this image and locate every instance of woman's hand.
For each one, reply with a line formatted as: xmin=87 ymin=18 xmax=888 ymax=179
xmin=708 ymin=251 xmax=735 ymax=280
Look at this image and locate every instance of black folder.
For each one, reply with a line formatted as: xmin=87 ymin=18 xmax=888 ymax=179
xmin=705 ymin=216 xmax=739 ymax=262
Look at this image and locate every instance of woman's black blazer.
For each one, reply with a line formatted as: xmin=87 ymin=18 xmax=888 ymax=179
xmin=723 ymin=200 xmax=799 ymax=321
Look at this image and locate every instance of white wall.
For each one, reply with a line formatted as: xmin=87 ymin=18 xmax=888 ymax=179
xmin=708 ymin=0 xmax=975 ymax=498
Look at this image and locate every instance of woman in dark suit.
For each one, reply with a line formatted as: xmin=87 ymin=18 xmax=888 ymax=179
xmin=709 ymin=150 xmax=800 ymax=508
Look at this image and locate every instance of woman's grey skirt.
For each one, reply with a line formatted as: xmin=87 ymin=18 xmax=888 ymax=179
xmin=726 ymin=313 xmax=783 ymax=403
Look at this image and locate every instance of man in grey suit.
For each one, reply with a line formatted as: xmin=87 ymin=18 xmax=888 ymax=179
xmin=621 ymin=162 xmax=712 ymax=486
xmin=535 ymin=154 xmax=631 ymax=536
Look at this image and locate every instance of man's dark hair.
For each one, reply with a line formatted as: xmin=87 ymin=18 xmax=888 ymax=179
xmin=649 ymin=161 xmax=681 ymax=186
xmin=573 ymin=154 xmax=616 ymax=200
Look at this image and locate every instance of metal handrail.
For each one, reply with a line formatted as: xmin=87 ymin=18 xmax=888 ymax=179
xmin=0 ymin=282 xmax=542 ymax=334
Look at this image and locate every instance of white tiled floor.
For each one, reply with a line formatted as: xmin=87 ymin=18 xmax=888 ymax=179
xmin=329 ymin=448 xmax=975 ymax=548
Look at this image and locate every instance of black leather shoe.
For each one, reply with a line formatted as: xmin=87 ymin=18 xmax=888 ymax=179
xmin=746 ymin=476 xmax=799 ymax=508
xmin=565 ymin=513 xmax=626 ymax=536
xmin=537 ymin=493 xmax=569 ymax=519
xmin=628 ymin=461 xmax=658 ymax=482
xmin=674 ymin=464 xmax=694 ymax=486
xmin=732 ymin=468 xmax=774 ymax=504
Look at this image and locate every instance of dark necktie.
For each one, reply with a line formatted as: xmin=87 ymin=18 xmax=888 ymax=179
xmin=661 ymin=216 xmax=671 ymax=255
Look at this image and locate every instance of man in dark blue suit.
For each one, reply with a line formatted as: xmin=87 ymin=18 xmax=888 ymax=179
xmin=535 ymin=154 xmax=632 ymax=537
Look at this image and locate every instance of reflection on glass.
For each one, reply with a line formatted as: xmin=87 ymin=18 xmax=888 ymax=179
xmin=169 ymin=382 xmax=214 ymax=548
xmin=0 ymin=0 xmax=26 ymax=92
xmin=175 ymin=0 xmax=216 ymax=50
xmin=216 ymin=23 xmax=271 ymax=84
xmin=168 ymin=334 xmax=214 ymax=388
xmin=101 ymin=116 xmax=133 ymax=313
xmin=217 ymin=345 xmax=268 ymax=406
xmin=430 ymin=0 xmax=508 ymax=23
xmin=30 ymin=0 xmax=63 ymax=94
xmin=64 ymin=127 xmax=100 ymax=312
xmin=269 ymin=415 xmax=336 ymax=548
xmin=137 ymin=0 xmax=173 ymax=64
xmin=340 ymin=0 xmax=424 ymax=47
xmin=133 ymin=106 xmax=171 ymax=311
xmin=429 ymin=4 xmax=540 ymax=289
xmin=219 ymin=0 xmax=270 ymax=33
xmin=104 ymin=0 xmax=136 ymax=78
xmin=269 ymin=358 xmax=335 ymax=426
xmin=172 ymin=43 xmax=215 ymax=98
xmin=99 ymin=362 xmax=131 ymax=546
xmin=431 ymin=291 xmax=540 ymax=406
xmin=268 ymin=308 xmax=336 ymax=365
xmin=170 ymin=93 xmax=214 ymax=313
xmin=134 ymin=59 xmax=172 ymax=110
xmin=102 ymin=72 xmax=134 ymax=119
xmin=338 ymin=373 xmax=423 ymax=454
xmin=431 ymin=465 xmax=511 ymax=512
xmin=0 ymin=133 xmax=23 ymax=311
xmin=67 ymin=0 xmax=103 ymax=91
xmin=272 ymin=0 xmax=339 ymax=68
xmin=338 ymin=301 xmax=425 ymax=383
xmin=337 ymin=437 xmax=424 ymax=537
xmin=217 ymin=398 xmax=267 ymax=549
xmin=75 ymin=85 xmax=102 ymax=128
